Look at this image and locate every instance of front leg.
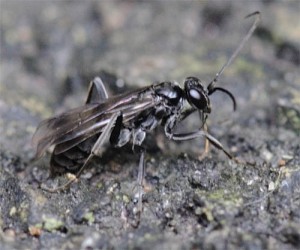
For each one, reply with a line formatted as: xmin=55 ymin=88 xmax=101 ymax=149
xmin=170 ymin=130 xmax=234 ymax=160
xmin=164 ymin=115 xmax=236 ymax=160
xmin=165 ymin=111 xmax=210 ymax=157
xmin=165 ymin=108 xmax=208 ymax=137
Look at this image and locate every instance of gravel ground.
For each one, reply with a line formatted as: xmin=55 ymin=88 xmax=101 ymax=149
xmin=0 ymin=1 xmax=299 ymax=250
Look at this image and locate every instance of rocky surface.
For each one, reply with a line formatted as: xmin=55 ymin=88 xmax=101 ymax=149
xmin=0 ymin=1 xmax=299 ymax=249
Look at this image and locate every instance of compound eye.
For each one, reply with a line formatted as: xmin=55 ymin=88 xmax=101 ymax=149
xmin=184 ymin=76 xmax=210 ymax=111
xmin=187 ymin=88 xmax=208 ymax=110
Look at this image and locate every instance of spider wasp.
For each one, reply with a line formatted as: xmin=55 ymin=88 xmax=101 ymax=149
xmin=33 ymin=12 xmax=260 ymax=219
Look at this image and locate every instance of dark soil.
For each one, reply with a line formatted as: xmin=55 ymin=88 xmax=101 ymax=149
xmin=1 ymin=1 xmax=299 ymax=250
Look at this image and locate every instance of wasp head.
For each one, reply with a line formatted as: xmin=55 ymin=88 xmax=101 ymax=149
xmin=184 ymin=76 xmax=236 ymax=113
xmin=184 ymin=76 xmax=211 ymax=113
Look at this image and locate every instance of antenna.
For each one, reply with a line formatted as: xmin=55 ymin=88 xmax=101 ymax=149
xmin=207 ymin=11 xmax=261 ymax=92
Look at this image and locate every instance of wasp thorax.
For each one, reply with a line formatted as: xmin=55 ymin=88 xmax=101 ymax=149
xmin=184 ymin=77 xmax=211 ymax=112
xmin=155 ymin=82 xmax=183 ymax=106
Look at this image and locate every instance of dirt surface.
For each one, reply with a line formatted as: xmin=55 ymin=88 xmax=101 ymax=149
xmin=1 ymin=1 xmax=299 ymax=250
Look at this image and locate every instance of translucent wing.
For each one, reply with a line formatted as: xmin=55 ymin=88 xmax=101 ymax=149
xmin=32 ymin=86 xmax=156 ymax=158
xmin=52 ymin=99 xmax=155 ymax=155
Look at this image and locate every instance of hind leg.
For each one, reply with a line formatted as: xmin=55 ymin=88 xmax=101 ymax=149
xmin=41 ymin=112 xmax=121 ymax=192
xmin=86 ymin=77 xmax=109 ymax=104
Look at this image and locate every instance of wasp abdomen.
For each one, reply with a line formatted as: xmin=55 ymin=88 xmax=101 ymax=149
xmin=49 ymin=135 xmax=98 ymax=177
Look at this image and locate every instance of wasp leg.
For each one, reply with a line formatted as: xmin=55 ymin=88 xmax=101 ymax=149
xmin=110 ymin=114 xmax=122 ymax=145
xmin=196 ymin=111 xmax=210 ymax=159
xmin=178 ymin=108 xmax=208 ymax=129
xmin=85 ymin=76 xmax=109 ymax=104
xmin=109 ymin=113 xmax=145 ymax=226
xmin=198 ymin=123 xmax=210 ymax=161
xmin=128 ymin=146 xmax=145 ymax=228
xmin=136 ymin=148 xmax=145 ymax=213
xmin=179 ymin=107 xmax=196 ymax=121
xmin=168 ymin=109 xmax=210 ymax=158
xmin=170 ymin=130 xmax=237 ymax=161
xmin=41 ymin=112 xmax=121 ymax=192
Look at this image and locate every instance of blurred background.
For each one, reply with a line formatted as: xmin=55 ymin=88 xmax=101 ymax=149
xmin=0 ymin=1 xmax=299 ymax=249
xmin=1 ymin=1 xmax=299 ymax=155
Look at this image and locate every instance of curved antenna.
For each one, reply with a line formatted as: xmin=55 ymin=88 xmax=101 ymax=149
xmin=207 ymin=11 xmax=260 ymax=91
xmin=208 ymin=87 xmax=237 ymax=111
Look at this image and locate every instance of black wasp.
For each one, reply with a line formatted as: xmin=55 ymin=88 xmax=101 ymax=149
xmin=33 ymin=13 xmax=260 ymax=209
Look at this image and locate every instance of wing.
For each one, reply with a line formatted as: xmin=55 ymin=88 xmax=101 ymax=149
xmin=32 ymin=86 xmax=157 ymax=158
xmin=52 ymin=99 xmax=155 ymax=155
